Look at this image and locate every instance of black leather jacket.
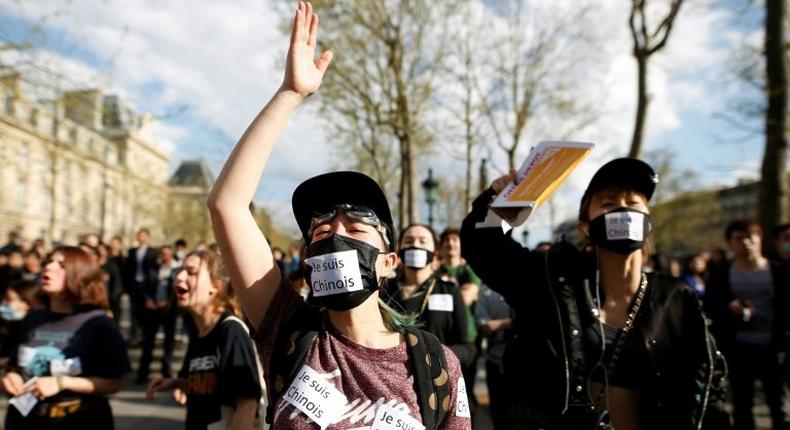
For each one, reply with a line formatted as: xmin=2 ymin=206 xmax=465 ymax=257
xmin=461 ymin=189 xmax=728 ymax=430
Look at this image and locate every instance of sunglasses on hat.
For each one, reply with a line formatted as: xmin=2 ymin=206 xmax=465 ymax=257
xmin=308 ymin=204 xmax=391 ymax=247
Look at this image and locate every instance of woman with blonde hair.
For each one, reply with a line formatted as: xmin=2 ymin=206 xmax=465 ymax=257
xmin=146 ymin=250 xmax=263 ymax=430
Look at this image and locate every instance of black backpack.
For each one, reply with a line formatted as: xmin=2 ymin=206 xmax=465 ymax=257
xmin=266 ymin=306 xmax=452 ymax=429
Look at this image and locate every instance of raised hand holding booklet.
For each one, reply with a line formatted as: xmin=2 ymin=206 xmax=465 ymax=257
xmin=479 ymin=141 xmax=594 ymax=229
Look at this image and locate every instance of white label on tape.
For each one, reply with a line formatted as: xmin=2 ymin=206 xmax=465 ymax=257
xmin=372 ymin=404 xmax=426 ymax=430
xmin=427 ymin=294 xmax=454 ymax=312
xmin=305 ymin=250 xmax=364 ymax=297
xmin=283 ymin=365 xmax=347 ymax=429
xmin=404 ymin=249 xmax=429 ymax=268
xmin=50 ymin=357 xmax=82 ymax=376
xmin=455 ymin=376 xmax=471 ymax=418
xmin=604 ymin=211 xmax=644 ymax=241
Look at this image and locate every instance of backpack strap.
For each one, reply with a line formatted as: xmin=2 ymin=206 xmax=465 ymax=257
xmin=220 ymin=315 xmax=269 ymax=430
xmin=405 ymin=327 xmax=451 ymax=430
xmin=265 ymin=306 xmax=322 ymax=424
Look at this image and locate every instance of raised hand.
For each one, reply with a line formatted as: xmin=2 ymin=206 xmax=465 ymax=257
xmin=281 ymin=2 xmax=333 ymax=98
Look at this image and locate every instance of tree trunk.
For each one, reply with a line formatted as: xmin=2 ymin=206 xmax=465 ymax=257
xmin=759 ymin=0 xmax=788 ymax=235
xmin=629 ymin=54 xmax=649 ymax=158
xmin=408 ymin=146 xmax=419 ymax=226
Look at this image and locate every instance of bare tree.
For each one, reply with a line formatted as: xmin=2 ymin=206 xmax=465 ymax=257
xmin=435 ymin=1 xmax=491 ymax=210
xmin=759 ymin=0 xmax=788 ymax=235
xmin=308 ymin=0 xmax=457 ymax=230
xmin=627 ymin=0 xmax=684 ymax=158
xmin=478 ymin=1 xmax=602 ymax=172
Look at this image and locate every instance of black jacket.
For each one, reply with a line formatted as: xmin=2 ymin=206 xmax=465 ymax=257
xmin=461 ymin=189 xmax=727 ymax=430
xmin=124 ymin=246 xmax=159 ymax=299
xmin=386 ymin=276 xmax=476 ymax=367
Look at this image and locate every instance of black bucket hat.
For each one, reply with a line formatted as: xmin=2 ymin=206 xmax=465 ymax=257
xmin=292 ymin=171 xmax=396 ymax=250
xmin=582 ymin=157 xmax=659 ymax=202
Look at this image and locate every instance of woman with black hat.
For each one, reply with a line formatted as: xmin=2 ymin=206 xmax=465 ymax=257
xmin=460 ymin=158 xmax=728 ymax=429
xmin=207 ymin=3 xmax=470 ymax=429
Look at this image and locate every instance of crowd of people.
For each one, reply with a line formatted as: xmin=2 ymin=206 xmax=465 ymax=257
xmin=1 ymin=2 xmax=790 ymax=429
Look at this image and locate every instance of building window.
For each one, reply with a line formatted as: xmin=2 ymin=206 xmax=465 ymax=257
xmin=40 ymin=177 xmax=51 ymax=214
xmin=16 ymin=175 xmax=27 ymax=209
xmin=16 ymin=142 xmax=29 ymax=166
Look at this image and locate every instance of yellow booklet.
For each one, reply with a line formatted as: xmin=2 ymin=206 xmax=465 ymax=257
xmin=488 ymin=141 xmax=594 ymax=227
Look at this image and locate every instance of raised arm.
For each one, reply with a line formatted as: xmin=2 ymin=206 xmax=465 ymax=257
xmin=460 ymin=171 xmax=538 ymax=307
xmin=207 ymin=1 xmax=333 ymax=328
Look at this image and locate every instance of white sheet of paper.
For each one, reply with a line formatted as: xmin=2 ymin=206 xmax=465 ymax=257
xmin=9 ymin=393 xmax=38 ymax=417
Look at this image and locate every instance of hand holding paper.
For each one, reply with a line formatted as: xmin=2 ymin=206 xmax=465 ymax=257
xmin=485 ymin=141 xmax=594 ymax=228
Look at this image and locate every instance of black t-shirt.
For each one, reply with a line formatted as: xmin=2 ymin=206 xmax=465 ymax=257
xmin=178 ymin=313 xmax=262 ymax=430
xmin=387 ymin=276 xmax=475 ymax=366
xmin=12 ymin=308 xmax=130 ymax=380
xmin=8 ymin=307 xmax=130 ymax=426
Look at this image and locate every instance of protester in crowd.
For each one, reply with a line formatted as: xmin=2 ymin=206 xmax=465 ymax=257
xmin=534 ymin=241 xmax=553 ymax=252
xmin=475 ymin=285 xmax=513 ymax=430
xmin=81 ymin=233 xmax=100 ymax=248
xmin=207 ymin=4 xmax=471 ymax=428
xmin=174 ymin=238 xmax=188 ymax=262
xmin=772 ymin=223 xmax=790 ymax=264
xmin=0 ymin=232 xmax=21 ymax=254
xmin=124 ymin=228 xmax=158 ymax=344
xmin=462 ymin=158 xmax=728 ymax=429
xmin=137 ymin=245 xmax=180 ymax=384
xmin=32 ymin=239 xmax=46 ymax=260
xmin=387 ymin=224 xmax=476 ymax=370
xmin=0 ymin=250 xmax=24 ymax=298
xmin=436 ymin=227 xmax=482 ymax=416
xmin=109 ymin=235 xmax=125 ymax=265
xmin=96 ymin=242 xmax=124 ymax=324
xmin=0 ymin=246 xmax=130 ymax=429
xmin=704 ymin=220 xmax=789 ymax=430
xmin=285 ymin=244 xmax=301 ymax=277
xmin=271 ymin=246 xmax=287 ymax=274
xmin=146 ymin=250 xmax=262 ymax=430
xmin=680 ymin=253 xmax=707 ymax=299
xmin=19 ymin=250 xmax=42 ymax=284
xmin=0 ymin=280 xmax=45 ymax=365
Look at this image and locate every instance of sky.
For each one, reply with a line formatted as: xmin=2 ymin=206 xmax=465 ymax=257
xmin=0 ymin=0 xmax=777 ymax=245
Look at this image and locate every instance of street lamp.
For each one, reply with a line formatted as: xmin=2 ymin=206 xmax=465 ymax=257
xmin=422 ymin=168 xmax=439 ymax=228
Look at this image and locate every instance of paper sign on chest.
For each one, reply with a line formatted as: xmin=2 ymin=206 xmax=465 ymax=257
xmin=283 ymin=365 xmax=347 ymax=429
xmin=427 ymin=294 xmax=454 ymax=312
xmin=371 ymin=404 xmax=426 ymax=430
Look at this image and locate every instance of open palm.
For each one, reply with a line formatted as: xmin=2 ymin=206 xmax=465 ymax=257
xmin=282 ymin=2 xmax=333 ymax=97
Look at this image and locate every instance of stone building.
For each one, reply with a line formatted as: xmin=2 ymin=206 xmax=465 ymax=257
xmin=165 ymin=159 xmax=214 ymax=246
xmin=0 ymin=72 xmax=170 ymax=246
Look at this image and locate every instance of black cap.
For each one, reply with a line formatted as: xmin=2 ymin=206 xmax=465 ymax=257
xmin=292 ymin=171 xmax=396 ymax=250
xmin=582 ymin=158 xmax=659 ymax=202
